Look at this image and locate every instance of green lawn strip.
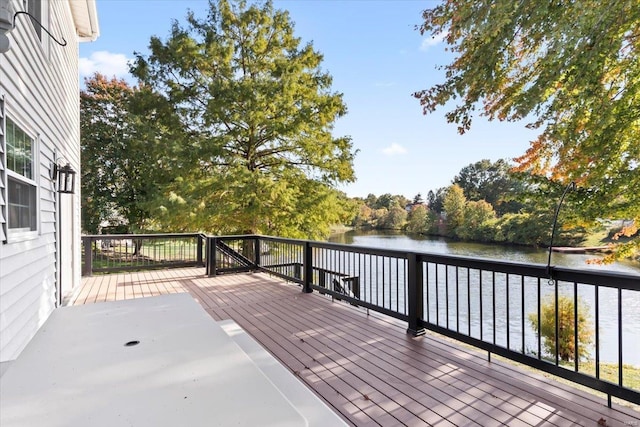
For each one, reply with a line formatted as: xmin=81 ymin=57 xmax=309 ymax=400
xmin=422 ymin=328 xmax=640 ymax=411
xmin=585 ymin=362 xmax=640 ymax=391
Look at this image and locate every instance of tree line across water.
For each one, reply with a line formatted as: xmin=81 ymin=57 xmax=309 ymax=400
xmin=351 ymin=159 xmax=599 ymax=248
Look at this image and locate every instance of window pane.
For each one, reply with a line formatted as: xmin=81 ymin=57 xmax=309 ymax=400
xmin=28 ymin=0 xmax=42 ymax=40
xmin=6 ymin=118 xmax=33 ymax=180
xmin=8 ymin=177 xmax=37 ymax=231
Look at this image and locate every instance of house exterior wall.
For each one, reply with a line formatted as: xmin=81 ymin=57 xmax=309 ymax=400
xmin=0 ymin=0 xmax=87 ymax=362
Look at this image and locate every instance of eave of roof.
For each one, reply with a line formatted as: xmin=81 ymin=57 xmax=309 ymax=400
xmin=68 ymin=0 xmax=99 ymax=42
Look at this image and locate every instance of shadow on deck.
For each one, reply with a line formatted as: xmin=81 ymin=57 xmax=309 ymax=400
xmin=76 ymin=267 xmax=640 ymax=427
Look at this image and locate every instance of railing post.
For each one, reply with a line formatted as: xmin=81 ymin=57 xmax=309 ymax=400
xmin=207 ymin=237 xmax=217 ymax=277
xmin=254 ymin=237 xmax=261 ymax=269
xmin=407 ymin=252 xmax=425 ymax=336
xmin=81 ymin=236 xmax=93 ymax=277
xmin=197 ymin=234 xmax=204 ymax=266
xmin=302 ymin=241 xmax=313 ymax=293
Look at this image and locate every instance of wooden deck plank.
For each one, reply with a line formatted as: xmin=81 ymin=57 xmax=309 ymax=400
xmin=74 ymin=272 xmax=101 ymax=305
xmin=258 ymin=291 xmax=548 ymax=424
xmin=92 ymin=272 xmax=111 ymax=303
xmin=215 ymin=304 xmax=377 ymax=426
xmin=280 ymin=295 xmax=564 ymax=426
xmin=283 ymin=287 xmax=610 ymax=426
xmin=221 ymin=302 xmax=381 ymax=423
xmin=261 ymin=294 xmax=547 ymax=427
xmin=249 ymin=297 xmax=478 ymax=426
xmin=75 ymin=269 xmax=640 ymax=427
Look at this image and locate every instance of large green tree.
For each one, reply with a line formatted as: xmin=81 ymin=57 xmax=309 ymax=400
xmin=378 ymin=205 xmax=408 ymax=230
xmin=453 ymin=159 xmax=525 ymax=215
xmin=80 ymin=74 xmax=176 ymax=233
xmin=406 ymin=204 xmax=431 ymax=235
xmin=415 ymin=0 xmax=639 ymax=260
xmin=457 ymin=200 xmax=496 ymax=241
xmin=443 ymin=184 xmax=466 ymax=237
xmin=130 ymin=0 xmax=355 ymax=239
xmin=371 ymin=193 xmax=410 ymax=211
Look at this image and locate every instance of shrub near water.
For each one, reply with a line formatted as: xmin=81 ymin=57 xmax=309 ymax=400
xmin=528 ymin=295 xmax=594 ymax=362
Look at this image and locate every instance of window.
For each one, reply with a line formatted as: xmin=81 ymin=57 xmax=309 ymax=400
xmin=24 ymin=0 xmax=42 ymax=40
xmin=6 ymin=118 xmax=38 ymax=233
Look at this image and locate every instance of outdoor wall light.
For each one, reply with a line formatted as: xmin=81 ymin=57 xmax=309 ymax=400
xmin=50 ymin=163 xmax=76 ymax=194
xmin=0 ymin=0 xmax=66 ymax=54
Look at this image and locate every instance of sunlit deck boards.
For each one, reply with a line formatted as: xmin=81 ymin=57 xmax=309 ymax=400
xmin=76 ymin=268 xmax=640 ymax=427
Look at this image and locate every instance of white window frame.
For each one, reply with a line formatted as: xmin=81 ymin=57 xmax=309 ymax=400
xmin=5 ymin=116 xmax=39 ymax=242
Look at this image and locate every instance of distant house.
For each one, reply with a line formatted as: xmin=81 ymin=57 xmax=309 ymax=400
xmin=0 ymin=0 xmax=98 ymax=363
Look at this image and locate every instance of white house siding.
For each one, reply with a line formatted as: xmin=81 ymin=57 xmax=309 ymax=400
xmin=0 ymin=0 xmax=83 ymax=362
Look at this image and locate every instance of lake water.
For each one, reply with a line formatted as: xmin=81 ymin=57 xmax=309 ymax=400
xmin=328 ymin=230 xmax=640 ymax=366
xmin=328 ymin=230 xmax=640 ymax=275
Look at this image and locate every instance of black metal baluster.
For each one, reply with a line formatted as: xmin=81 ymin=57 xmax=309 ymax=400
xmin=618 ymin=288 xmax=623 ymax=387
xmin=396 ymin=257 xmax=400 ymax=313
xmin=595 ymin=285 xmax=600 ymax=379
xmin=521 ymin=275 xmax=525 ymax=354
xmin=375 ymin=256 xmax=379 ymax=306
xmin=555 ymin=281 xmax=559 ymax=366
xmin=436 ymin=264 xmax=440 ymax=326
xmin=507 ymin=274 xmax=511 ymax=350
xmin=426 ymin=263 xmax=431 ymax=324
xmin=467 ymin=268 xmax=471 ymax=336
xmin=405 ymin=259 xmax=409 ymax=315
xmin=574 ymin=282 xmax=579 ymax=372
xmin=492 ymin=271 xmax=496 ymax=346
xmin=455 ymin=267 xmax=460 ymax=333
xmin=479 ymin=271 xmax=484 ymax=341
xmin=368 ymin=254 xmax=372 ymax=304
xmin=382 ymin=256 xmax=386 ymax=309
xmin=538 ymin=277 xmax=541 ymax=360
xmin=446 ymin=265 xmax=450 ymax=329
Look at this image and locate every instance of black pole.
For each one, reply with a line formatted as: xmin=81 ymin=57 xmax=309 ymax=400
xmin=302 ymin=241 xmax=313 ymax=293
xmin=546 ymin=181 xmax=576 ymax=278
xmin=406 ymin=252 xmax=425 ymax=337
xmin=207 ymin=237 xmax=217 ymax=276
xmin=197 ymin=234 xmax=204 ymax=266
xmin=82 ymin=236 xmax=93 ymax=277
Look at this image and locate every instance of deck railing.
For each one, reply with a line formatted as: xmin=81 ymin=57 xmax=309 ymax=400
xmin=80 ymin=232 xmax=640 ymax=405
xmin=81 ymin=233 xmax=205 ymax=275
xmin=206 ymin=234 xmax=640 ymax=406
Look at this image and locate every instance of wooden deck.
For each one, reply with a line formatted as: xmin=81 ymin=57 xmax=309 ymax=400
xmin=75 ymin=268 xmax=640 ymax=427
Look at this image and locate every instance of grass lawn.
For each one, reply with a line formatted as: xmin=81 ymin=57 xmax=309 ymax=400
xmin=567 ymin=361 xmax=640 ymax=391
xmin=581 ymin=224 xmax=637 ymax=248
xmin=83 ymin=239 xmax=201 ymax=272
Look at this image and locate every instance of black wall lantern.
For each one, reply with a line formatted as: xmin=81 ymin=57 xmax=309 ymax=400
xmin=51 ymin=163 xmax=76 ymax=194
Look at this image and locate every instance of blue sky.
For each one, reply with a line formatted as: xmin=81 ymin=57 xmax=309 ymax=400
xmin=79 ymin=0 xmax=539 ymax=199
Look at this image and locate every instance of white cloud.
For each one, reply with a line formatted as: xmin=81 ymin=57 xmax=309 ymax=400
xmin=420 ymin=32 xmax=446 ymax=51
xmin=79 ymin=51 xmax=131 ymax=78
xmin=381 ymin=143 xmax=407 ymax=155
